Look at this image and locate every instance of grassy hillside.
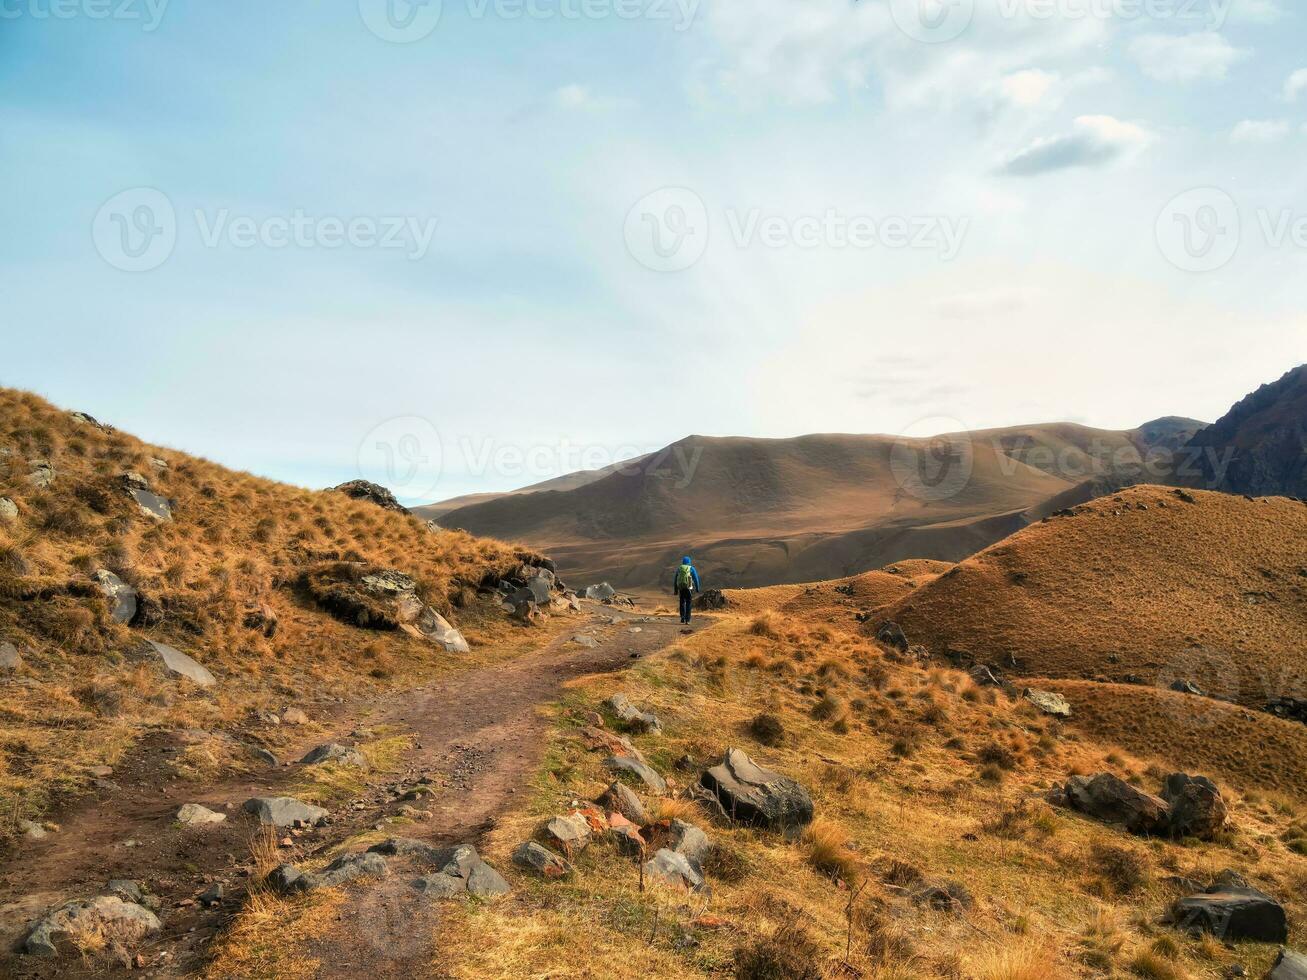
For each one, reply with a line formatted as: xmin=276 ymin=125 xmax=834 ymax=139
xmin=0 ymin=388 xmax=535 ymax=829
xmin=877 ymin=486 xmax=1307 ymax=706
xmin=440 ymin=424 xmax=1184 ymax=589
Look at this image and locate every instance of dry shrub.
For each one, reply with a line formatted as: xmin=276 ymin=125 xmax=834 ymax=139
xmin=749 ymin=712 xmax=785 ymax=747
xmin=967 ymin=944 xmax=1061 ymax=980
xmin=982 ymin=799 xmax=1057 ymax=840
xmin=802 ymin=817 xmax=860 ymax=884
xmin=876 ymin=857 xmax=923 ymax=888
xmin=1129 ymin=948 xmax=1187 ymax=980
xmin=1078 ymin=906 xmax=1124 ymax=971
xmin=74 ymin=680 xmax=124 ymax=717
xmin=701 ymin=840 xmax=752 ymax=884
xmin=748 ymin=613 xmax=781 ymax=640
xmin=811 ymin=692 xmax=843 ymax=721
xmin=1088 ymin=842 xmax=1149 ymax=897
xmin=821 ymin=763 xmax=858 ymax=795
xmin=861 ymin=908 xmax=915 ymax=966
xmin=733 ymin=919 xmax=824 ymax=980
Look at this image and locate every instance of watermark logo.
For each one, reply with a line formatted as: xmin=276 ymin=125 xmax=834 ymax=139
xmin=0 ymin=0 xmax=170 ymax=31
xmin=92 ymin=187 xmax=177 ymax=273
xmin=358 ymin=0 xmax=443 ymax=42
xmin=1155 ymin=187 xmax=1240 ymax=273
xmin=624 ymin=187 xmax=710 ymax=273
xmin=357 ymin=416 xmax=444 ymax=500
xmin=724 ymin=210 xmax=968 ymax=259
xmin=890 ymin=0 xmax=975 ymax=43
xmin=890 ymin=417 xmax=975 ymax=502
xmin=1154 ymin=646 xmax=1243 ymax=731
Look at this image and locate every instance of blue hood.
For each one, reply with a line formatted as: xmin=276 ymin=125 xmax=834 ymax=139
xmin=682 ymin=556 xmax=693 ymax=565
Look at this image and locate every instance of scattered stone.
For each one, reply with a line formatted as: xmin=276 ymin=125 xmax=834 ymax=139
xmin=91 ymin=569 xmax=138 ymax=624
xmin=910 ymin=880 xmax=973 ymax=913
xmin=694 ymin=589 xmax=727 ymax=610
xmin=242 ymin=796 xmax=328 ymax=827
xmin=330 ymin=480 xmax=408 ymax=513
xmin=875 ymin=621 xmax=908 ymax=651
xmin=408 ymin=844 xmax=510 ymax=899
xmin=18 ymin=820 xmax=47 ymax=840
xmin=605 ymin=693 xmax=662 ymax=733
xmin=309 ymin=852 xmax=389 ymax=889
xmin=198 ymin=883 xmax=223 ymax=906
xmin=27 ymin=459 xmax=55 ymax=488
xmin=540 ymin=813 xmax=594 ymax=854
xmin=0 ymin=497 xmax=17 ymax=522
xmin=572 ymin=634 xmax=599 ymax=648
xmin=251 ymin=747 xmax=278 ymax=766
xmin=1265 ymin=698 xmax=1307 ymax=724
xmin=123 ymin=475 xmax=173 ymax=521
xmin=400 ymin=606 xmax=470 ymax=653
xmin=644 ymin=848 xmax=705 ymax=892
xmin=300 ymin=743 xmax=368 ymax=768
xmin=1170 ymin=884 xmax=1287 ymax=943
xmin=513 ymin=841 xmax=574 ymax=879
xmin=0 ymin=641 xmax=21 ymax=672
xmin=1023 ymin=688 xmax=1072 ymax=718
xmin=175 ymin=803 xmax=226 ymax=826
xmin=1173 ymin=488 xmax=1197 ymax=504
xmin=605 ymin=755 xmax=667 ymax=793
xmin=597 ymin=781 xmax=649 ymax=825
xmin=584 ymin=583 xmax=617 ymax=601
xmin=646 ymin=819 xmax=710 ymax=864
xmin=1170 ymin=679 xmax=1205 ymax=696
xmin=281 ymin=707 xmax=310 ymax=725
xmin=21 ymin=895 xmax=161 ymax=958
xmin=69 ymin=411 xmax=109 ymax=430
xmin=1063 ymin=773 xmax=1169 ymax=835
xmin=265 ymin=864 xmax=304 ymax=894
xmin=105 ymin=880 xmax=142 ymax=903
xmin=700 ymin=748 xmax=814 ymax=832
xmin=130 ymin=640 xmax=216 ymax=687
xmin=579 ymin=726 xmax=645 ymax=761
xmin=969 ymin=665 xmax=1003 ymax=687
xmin=1268 ymin=949 xmax=1307 ymax=980
xmin=1161 ymin=773 xmax=1227 ymax=840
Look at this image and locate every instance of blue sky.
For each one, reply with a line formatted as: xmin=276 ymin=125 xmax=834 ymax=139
xmin=1 ymin=0 xmax=1304 ymax=503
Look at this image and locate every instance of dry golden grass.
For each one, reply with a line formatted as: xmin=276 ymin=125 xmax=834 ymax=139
xmin=0 ymin=387 xmax=539 ymax=828
xmin=878 ymin=486 xmax=1307 ymax=707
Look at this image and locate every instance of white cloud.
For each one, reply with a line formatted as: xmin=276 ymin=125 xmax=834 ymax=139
xmin=1001 ymin=115 xmax=1155 ymax=176
xmin=551 ymin=84 xmax=628 ymax=112
xmin=1230 ymin=118 xmax=1291 ymax=143
xmin=1129 ymin=32 xmax=1247 ymax=83
xmin=1000 ymin=69 xmax=1059 ymax=108
xmin=1283 ymin=68 xmax=1307 ymax=102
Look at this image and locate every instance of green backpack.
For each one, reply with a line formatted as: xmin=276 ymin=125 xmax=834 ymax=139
xmin=676 ymin=564 xmax=694 ymax=590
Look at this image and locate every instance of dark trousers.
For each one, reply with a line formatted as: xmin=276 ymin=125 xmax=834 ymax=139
xmin=678 ymin=588 xmax=693 ymax=623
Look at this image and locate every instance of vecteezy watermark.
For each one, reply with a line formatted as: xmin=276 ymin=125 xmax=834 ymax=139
xmin=0 ymin=0 xmax=169 ymax=30
xmin=995 ymin=0 xmax=1236 ymax=28
xmin=92 ymin=187 xmax=439 ymax=271
xmin=1156 ymin=187 xmax=1307 ymax=273
xmin=358 ymin=417 xmax=445 ymax=501
xmin=624 ymin=188 xmax=969 ymax=273
xmin=358 ymin=0 xmax=698 ymax=43
xmin=890 ymin=417 xmax=976 ymax=503
xmin=889 ymin=0 xmax=975 ymax=43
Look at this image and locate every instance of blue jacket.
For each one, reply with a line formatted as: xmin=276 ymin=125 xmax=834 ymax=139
xmin=673 ymin=560 xmax=700 ymax=593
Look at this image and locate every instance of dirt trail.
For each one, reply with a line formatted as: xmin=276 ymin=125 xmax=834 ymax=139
xmin=0 ymin=605 xmax=698 ymax=978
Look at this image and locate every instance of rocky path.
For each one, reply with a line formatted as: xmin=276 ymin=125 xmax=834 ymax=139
xmin=0 ymin=605 xmax=699 ymax=978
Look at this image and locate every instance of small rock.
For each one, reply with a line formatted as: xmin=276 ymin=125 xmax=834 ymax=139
xmin=18 ymin=820 xmax=47 ymax=841
xmin=875 ymin=621 xmax=908 ymax=651
xmin=571 ymin=634 xmax=599 ymax=649
xmin=0 ymin=641 xmax=22 ymax=673
xmin=91 ymin=569 xmax=138 ymax=624
xmin=605 ymin=755 xmax=667 ymax=793
xmin=512 ymin=841 xmax=574 ymax=879
xmin=198 ymin=883 xmax=223 ymax=906
xmin=540 ymin=813 xmax=592 ymax=854
xmin=0 ymin=497 xmax=17 ymax=522
xmin=643 ymin=848 xmax=704 ymax=892
xmin=583 ymin=583 xmax=617 ymax=601
xmin=597 ymin=781 xmax=650 ymax=825
xmin=175 ymin=803 xmax=226 ymax=826
xmin=1267 ymin=949 xmax=1307 ymax=980
xmin=242 ymin=797 xmax=328 ymax=828
xmin=105 ymin=880 xmax=142 ymax=903
xmin=21 ymin=895 xmax=160 ymax=958
xmin=604 ymin=693 xmax=662 ymax=734
xmin=1023 ymin=688 xmax=1071 ymax=718
xmin=281 ymin=707 xmax=310 ymax=725
xmin=300 ymin=743 xmax=368 ymax=768
xmin=130 ymin=640 xmax=216 ymax=687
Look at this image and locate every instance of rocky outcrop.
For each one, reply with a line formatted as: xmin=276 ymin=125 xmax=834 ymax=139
xmin=1063 ymin=773 xmax=1169 ymax=835
xmin=303 ymin=562 xmax=468 ymax=651
xmin=1023 ymin=688 xmax=1071 ymax=718
xmin=694 ymin=589 xmax=727 ymax=610
xmin=643 ymin=848 xmax=705 ymax=892
xmin=1161 ymin=773 xmax=1227 ymax=840
xmin=409 ymin=844 xmax=510 ymax=899
xmin=21 ymin=895 xmax=161 ymax=958
xmin=605 ymin=755 xmax=666 ymax=793
xmin=605 ymin=693 xmax=662 ymax=734
xmin=330 ymin=480 xmax=409 ymax=513
xmin=875 ymin=622 xmax=908 ymax=651
xmin=1268 ymin=948 xmax=1307 ymax=980
xmin=700 ymin=748 xmax=814 ymax=832
xmin=121 ymin=472 xmax=172 ymax=521
xmin=91 ymin=569 xmax=137 ymax=624
xmin=300 ymin=743 xmax=367 ymax=768
xmin=267 ymin=852 xmax=389 ymax=894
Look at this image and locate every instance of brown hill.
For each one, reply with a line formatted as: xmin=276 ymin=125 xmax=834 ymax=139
xmin=0 ymin=389 xmax=532 ymax=823
xmin=1185 ymin=363 xmax=1307 ymax=498
xmin=877 ymin=485 xmax=1307 ymax=706
xmin=440 ymin=423 xmax=1190 ymax=589
xmin=415 ymin=454 xmax=652 ymax=520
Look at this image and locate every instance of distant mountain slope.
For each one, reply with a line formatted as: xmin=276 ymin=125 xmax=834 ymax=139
xmin=415 ymin=454 xmax=652 ymax=520
xmin=1185 ymin=364 xmax=1307 ymax=498
xmin=877 ymin=486 xmax=1307 ymax=707
xmin=439 ymin=423 xmax=1190 ymax=589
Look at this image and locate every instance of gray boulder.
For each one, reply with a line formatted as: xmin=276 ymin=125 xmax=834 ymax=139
xmin=403 ymin=607 xmax=470 ymax=654
xmin=0 ymin=641 xmax=21 ymax=672
xmin=406 ymin=843 xmax=509 ymax=899
xmin=584 ymin=583 xmax=617 ymax=601
xmin=91 ymin=569 xmax=137 ymax=624
xmin=122 ymin=475 xmax=172 ymax=521
xmin=1161 ymin=773 xmax=1227 ymax=840
xmin=27 ymin=460 xmax=55 ymax=488
xmin=1170 ymin=884 xmax=1287 ymax=943
xmin=131 ymin=640 xmax=216 ymax=687
xmin=667 ymin=819 xmax=710 ymax=864
xmin=1023 ymin=688 xmax=1072 ymax=718
xmin=175 ymin=803 xmax=226 ymax=826
xmin=330 ymin=480 xmax=408 ymax=513
xmin=643 ymin=848 xmax=704 ymax=892
xmin=597 ymin=781 xmax=649 ymax=825
xmin=309 ymin=852 xmax=389 ymax=889
xmin=243 ymin=796 xmax=328 ymax=827
xmin=265 ymin=864 xmax=305 ymax=894
xmin=540 ymin=813 xmax=592 ymax=853
xmin=604 ymin=755 xmax=667 ymax=793
xmin=875 ymin=621 xmax=908 ymax=651
xmin=700 ymin=748 xmax=814 ymax=832
xmin=1063 ymin=773 xmax=1169 ymax=835
xmin=22 ymin=895 xmax=161 ymax=957
xmin=1269 ymin=949 xmax=1307 ymax=980
xmin=105 ymin=880 xmax=143 ymax=904
xmin=512 ymin=841 xmax=574 ymax=879
xmin=605 ymin=693 xmax=662 ymax=734
xmin=300 ymin=743 xmax=368 ymax=768
xmin=0 ymin=497 xmax=17 ymax=522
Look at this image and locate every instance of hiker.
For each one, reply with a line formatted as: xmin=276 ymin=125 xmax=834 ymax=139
xmin=672 ymin=556 xmax=701 ymax=625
